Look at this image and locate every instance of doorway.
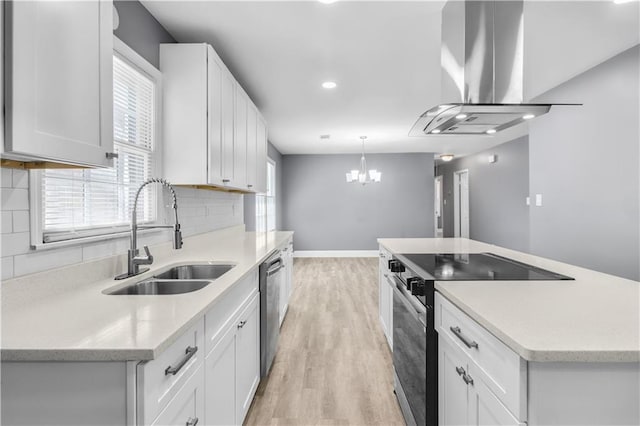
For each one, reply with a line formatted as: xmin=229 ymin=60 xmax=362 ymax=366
xmin=453 ymin=169 xmax=469 ymax=238
xmin=434 ymin=175 xmax=443 ymax=237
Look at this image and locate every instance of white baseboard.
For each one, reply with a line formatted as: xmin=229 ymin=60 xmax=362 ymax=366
xmin=293 ymin=250 xmax=378 ymax=258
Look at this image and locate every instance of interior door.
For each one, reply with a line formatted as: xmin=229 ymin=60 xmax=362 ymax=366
xmin=454 ymin=170 xmax=470 ymax=238
xmin=435 ymin=175 xmax=444 ymax=237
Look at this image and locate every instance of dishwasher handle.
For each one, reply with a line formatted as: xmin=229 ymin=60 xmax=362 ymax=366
xmin=267 ymin=258 xmax=284 ymax=276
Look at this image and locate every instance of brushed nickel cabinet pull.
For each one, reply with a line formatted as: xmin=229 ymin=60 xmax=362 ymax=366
xmin=106 ymin=152 xmax=119 ymax=159
xmin=186 ymin=417 xmax=199 ymax=426
xmin=237 ymin=320 xmax=247 ymax=329
xmin=462 ymin=373 xmax=474 ymax=386
xmin=165 ymin=346 xmax=198 ymax=376
xmin=450 ymin=326 xmax=479 ymax=349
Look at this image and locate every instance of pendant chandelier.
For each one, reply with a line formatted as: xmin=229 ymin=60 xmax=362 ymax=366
xmin=345 ymin=136 xmax=381 ymax=185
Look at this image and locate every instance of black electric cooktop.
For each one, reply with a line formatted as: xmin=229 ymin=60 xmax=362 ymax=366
xmin=397 ymin=252 xmax=574 ymax=281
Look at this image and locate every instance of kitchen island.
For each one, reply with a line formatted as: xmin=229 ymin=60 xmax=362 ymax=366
xmin=1 ymin=225 xmax=294 ymax=426
xmin=378 ymin=237 xmax=639 ymax=426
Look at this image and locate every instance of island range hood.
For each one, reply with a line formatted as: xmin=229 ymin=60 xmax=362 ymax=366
xmin=410 ymin=0 xmax=556 ymax=136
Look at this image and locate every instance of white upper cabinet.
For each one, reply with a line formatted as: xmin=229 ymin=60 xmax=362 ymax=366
xmin=220 ymin=63 xmax=236 ymax=187
xmin=160 ymin=42 xmax=267 ymax=192
xmin=3 ymin=0 xmax=114 ymax=168
xmin=255 ymin=115 xmax=268 ymax=194
xmin=207 ymin=45 xmax=224 ymax=186
xmin=233 ymin=84 xmax=248 ymax=189
xmin=245 ymin=102 xmax=258 ymax=191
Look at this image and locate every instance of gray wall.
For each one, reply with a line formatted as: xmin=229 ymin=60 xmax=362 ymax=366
xmin=113 ymin=1 xmax=176 ymax=68
xmin=437 ymin=137 xmax=530 ymax=252
xmin=528 ymin=46 xmax=639 ymax=281
xmin=282 ymin=153 xmax=434 ymax=251
xmin=244 ymin=142 xmax=284 ymax=231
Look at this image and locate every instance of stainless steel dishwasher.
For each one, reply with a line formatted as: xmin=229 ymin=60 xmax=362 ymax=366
xmin=259 ymin=250 xmax=284 ymax=377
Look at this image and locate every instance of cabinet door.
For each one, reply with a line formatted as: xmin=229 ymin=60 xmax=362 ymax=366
xmin=0 ymin=2 xmax=4 ymax=153
xmin=205 ymin=324 xmax=237 ymax=426
xmin=245 ymin=102 xmax=258 ymax=191
xmin=221 ymin=69 xmax=235 ymax=185
xmin=5 ymin=0 xmax=114 ymax=167
xmin=439 ymin=337 xmax=470 ymax=426
xmin=235 ymin=294 xmax=260 ymax=424
xmin=207 ymin=46 xmax=224 ymax=186
xmin=255 ymin=116 xmax=268 ymax=194
xmin=233 ymin=84 xmax=248 ymax=189
xmin=378 ymin=249 xmax=393 ymax=349
xmin=468 ymin=364 xmax=524 ymax=426
xmin=151 ymin=366 xmax=205 ymax=426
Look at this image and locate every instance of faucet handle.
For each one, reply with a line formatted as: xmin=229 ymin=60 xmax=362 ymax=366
xmin=138 ymin=245 xmax=153 ymax=264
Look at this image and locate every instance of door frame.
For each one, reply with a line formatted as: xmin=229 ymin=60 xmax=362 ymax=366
xmin=434 ymin=175 xmax=443 ymax=237
xmin=453 ymin=169 xmax=469 ymax=238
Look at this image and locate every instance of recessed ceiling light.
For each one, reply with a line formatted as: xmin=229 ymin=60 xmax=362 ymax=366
xmin=455 ymin=114 xmax=468 ymax=120
xmin=319 ymin=0 xmax=338 ymax=3
xmin=322 ymin=81 xmax=337 ymax=89
xmin=440 ymin=154 xmax=454 ymax=162
xmin=522 ymin=114 xmax=535 ymax=120
xmin=486 ymin=129 xmax=497 ymax=134
xmin=431 ymin=129 xmax=441 ymax=134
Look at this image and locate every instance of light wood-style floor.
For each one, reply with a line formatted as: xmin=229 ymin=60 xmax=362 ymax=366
xmin=245 ymin=258 xmax=405 ymax=426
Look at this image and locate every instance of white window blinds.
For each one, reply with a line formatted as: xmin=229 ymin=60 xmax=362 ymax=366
xmin=41 ymin=55 xmax=156 ymax=243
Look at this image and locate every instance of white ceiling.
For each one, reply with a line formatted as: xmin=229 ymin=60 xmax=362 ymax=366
xmin=142 ymin=0 xmax=639 ymax=156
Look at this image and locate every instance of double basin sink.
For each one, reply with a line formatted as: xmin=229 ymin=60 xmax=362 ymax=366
xmin=106 ymin=264 xmax=235 ymax=295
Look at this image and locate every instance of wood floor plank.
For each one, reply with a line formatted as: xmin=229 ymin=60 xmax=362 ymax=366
xmin=244 ymin=258 xmax=405 ymax=426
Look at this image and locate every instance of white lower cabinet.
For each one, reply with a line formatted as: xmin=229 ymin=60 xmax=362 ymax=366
xmin=439 ymin=336 xmax=522 ymax=426
xmin=205 ymin=324 xmax=237 ymax=426
xmin=204 ymin=274 xmax=260 ymax=426
xmin=151 ymin=366 xmax=205 ymax=426
xmin=436 ymin=292 xmax=526 ymax=426
xmin=235 ymin=294 xmax=261 ymax=422
xmin=439 ymin=336 xmax=471 ymax=426
xmin=279 ymin=239 xmax=294 ymax=326
xmin=378 ymin=245 xmax=393 ymax=349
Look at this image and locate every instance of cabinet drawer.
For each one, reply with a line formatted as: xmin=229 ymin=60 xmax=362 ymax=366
xmin=138 ymin=319 xmax=205 ymax=425
xmin=435 ymin=293 xmax=526 ymax=421
xmin=151 ymin=365 xmax=205 ymax=426
xmin=205 ymin=268 xmax=258 ymax=356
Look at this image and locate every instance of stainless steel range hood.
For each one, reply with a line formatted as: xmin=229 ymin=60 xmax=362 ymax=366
xmin=410 ymin=0 xmax=553 ymax=136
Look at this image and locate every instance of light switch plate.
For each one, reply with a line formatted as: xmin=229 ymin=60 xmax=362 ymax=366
xmin=535 ymin=194 xmax=543 ymax=207
xmin=526 ymin=196 xmax=530 ymax=206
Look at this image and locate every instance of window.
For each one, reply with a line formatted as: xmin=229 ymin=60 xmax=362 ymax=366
xmin=32 ymin=38 xmax=161 ymax=245
xmin=256 ymin=159 xmax=276 ymax=232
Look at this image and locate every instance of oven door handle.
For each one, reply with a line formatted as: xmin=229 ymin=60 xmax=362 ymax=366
xmin=390 ymin=276 xmax=427 ymax=329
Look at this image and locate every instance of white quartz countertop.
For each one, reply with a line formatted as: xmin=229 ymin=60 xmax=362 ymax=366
xmin=378 ymin=238 xmax=640 ymax=362
xmin=1 ymin=227 xmax=293 ymax=362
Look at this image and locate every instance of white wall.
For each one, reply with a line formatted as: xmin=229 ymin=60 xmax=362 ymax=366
xmin=0 ymin=168 xmax=243 ymax=280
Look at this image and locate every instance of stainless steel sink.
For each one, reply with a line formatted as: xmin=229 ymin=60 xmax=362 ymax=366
xmin=105 ymin=263 xmax=235 ymax=295
xmin=153 ymin=264 xmax=235 ymax=280
xmin=107 ymin=279 xmax=211 ymax=295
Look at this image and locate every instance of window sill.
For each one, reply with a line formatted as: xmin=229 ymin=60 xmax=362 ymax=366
xmin=31 ymin=227 xmax=166 ymax=251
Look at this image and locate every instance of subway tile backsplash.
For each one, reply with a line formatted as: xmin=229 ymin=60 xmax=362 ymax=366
xmin=0 ymin=169 xmax=244 ymax=280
